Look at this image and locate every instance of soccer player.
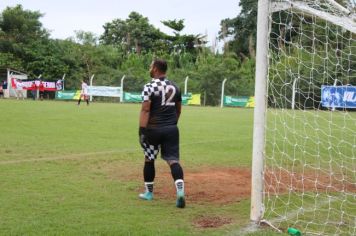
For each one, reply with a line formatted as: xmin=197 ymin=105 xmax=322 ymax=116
xmin=138 ymin=59 xmax=185 ymax=208
xmin=78 ymin=80 xmax=89 ymax=105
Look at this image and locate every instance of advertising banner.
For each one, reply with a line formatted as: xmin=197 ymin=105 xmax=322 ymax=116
xmin=246 ymin=96 xmax=255 ymax=108
xmin=124 ymin=92 xmax=201 ymax=105
xmin=321 ymin=86 xmax=356 ymax=108
xmin=56 ymin=90 xmax=81 ymax=100
xmin=88 ymin=86 xmax=121 ymax=97
xmin=182 ymin=93 xmax=192 ymax=105
xmin=11 ymin=78 xmax=63 ymax=91
xmin=123 ymin=92 xmax=142 ymax=103
xmin=223 ymin=96 xmax=255 ymax=107
xmin=224 ymin=96 xmax=248 ymax=107
xmin=182 ymin=93 xmax=201 ymax=105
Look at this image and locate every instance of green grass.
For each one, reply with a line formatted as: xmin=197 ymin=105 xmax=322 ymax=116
xmin=0 ymin=99 xmax=354 ymax=235
xmin=0 ymin=99 xmax=273 ymax=236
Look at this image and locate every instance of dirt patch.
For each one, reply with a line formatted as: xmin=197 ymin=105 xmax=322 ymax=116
xmin=193 ymin=216 xmax=233 ymax=228
xmin=107 ymin=163 xmax=252 ymax=204
xmin=106 ymin=162 xmax=355 ymax=205
xmin=265 ymin=169 xmax=356 ymax=194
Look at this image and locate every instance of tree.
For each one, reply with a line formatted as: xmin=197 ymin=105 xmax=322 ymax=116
xmin=0 ymin=4 xmax=50 ymax=74
xmin=162 ymin=19 xmax=207 ymax=55
xmin=0 ymin=4 xmax=49 ymax=43
xmin=219 ymin=0 xmax=257 ymax=59
xmin=100 ymin=12 xmax=163 ymax=54
xmin=192 ymin=50 xmax=241 ymax=106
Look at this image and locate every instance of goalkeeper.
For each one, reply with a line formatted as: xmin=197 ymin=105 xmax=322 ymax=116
xmin=138 ymin=59 xmax=185 ymax=208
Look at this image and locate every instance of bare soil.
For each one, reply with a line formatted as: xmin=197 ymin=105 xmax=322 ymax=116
xmin=107 ymin=163 xmax=355 ymax=228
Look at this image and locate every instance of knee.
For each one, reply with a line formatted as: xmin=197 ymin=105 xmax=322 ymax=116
xmin=166 ymin=160 xmax=179 ymax=166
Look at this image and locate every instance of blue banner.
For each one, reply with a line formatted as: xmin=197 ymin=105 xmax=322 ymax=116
xmin=321 ymin=86 xmax=356 ymax=108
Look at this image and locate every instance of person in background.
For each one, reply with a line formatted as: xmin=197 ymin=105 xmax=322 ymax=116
xmin=0 ymin=81 xmax=3 ymax=98
xmin=30 ymin=81 xmax=37 ymax=100
xmin=77 ymin=80 xmax=89 ymax=105
xmin=15 ymin=80 xmax=24 ymax=100
xmin=2 ymin=80 xmax=8 ymax=98
xmin=39 ymin=80 xmax=45 ymax=101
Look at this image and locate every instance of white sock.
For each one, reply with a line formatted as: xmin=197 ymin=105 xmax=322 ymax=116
xmin=174 ymin=179 xmax=184 ymax=193
xmin=144 ymin=182 xmax=154 ymax=193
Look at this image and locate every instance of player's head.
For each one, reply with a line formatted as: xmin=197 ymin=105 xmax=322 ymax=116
xmin=150 ymin=59 xmax=167 ymax=78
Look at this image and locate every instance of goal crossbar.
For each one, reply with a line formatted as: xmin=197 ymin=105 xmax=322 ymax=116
xmin=271 ymin=1 xmax=356 ymax=33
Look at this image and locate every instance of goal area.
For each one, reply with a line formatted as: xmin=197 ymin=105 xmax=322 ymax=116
xmin=251 ymin=0 xmax=355 ymax=235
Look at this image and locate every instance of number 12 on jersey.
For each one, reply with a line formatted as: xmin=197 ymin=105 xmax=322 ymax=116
xmin=161 ymin=85 xmax=176 ymax=106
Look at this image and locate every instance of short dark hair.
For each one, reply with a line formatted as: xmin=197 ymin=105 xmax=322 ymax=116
xmin=152 ymin=59 xmax=167 ymax=73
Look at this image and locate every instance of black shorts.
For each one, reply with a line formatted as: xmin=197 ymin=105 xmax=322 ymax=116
xmin=142 ymin=125 xmax=179 ymax=161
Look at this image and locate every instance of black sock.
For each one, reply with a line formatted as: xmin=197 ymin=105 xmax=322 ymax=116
xmin=170 ymin=163 xmax=184 ymax=181
xmin=86 ymin=99 xmax=89 ymax=105
xmin=78 ymin=99 xmax=81 ymax=105
xmin=144 ymin=161 xmax=155 ymax=182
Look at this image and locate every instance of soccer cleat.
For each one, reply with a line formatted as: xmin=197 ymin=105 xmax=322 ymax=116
xmin=139 ymin=191 xmax=153 ymax=201
xmin=176 ymin=190 xmax=185 ymax=208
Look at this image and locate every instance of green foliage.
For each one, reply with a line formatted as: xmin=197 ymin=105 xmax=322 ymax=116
xmin=100 ymin=11 xmax=164 ymax=54
xmin=0 ymin=5 xmax=255 ymax=105
xmin=161 ymin=19 xmax=185 ymax=33
xmin=219 ymin=0 xmax=258 ymax=57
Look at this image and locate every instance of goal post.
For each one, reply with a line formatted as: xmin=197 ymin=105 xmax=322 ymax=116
xmin=250 ymin=0 xmax=270 ymax=222
xmin=251 ymin=0 xmax=356 ymax=235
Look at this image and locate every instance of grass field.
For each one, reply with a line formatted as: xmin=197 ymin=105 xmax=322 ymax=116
xmin=0 ymin=99 xmax=281 ymax=236
xmin=1 ymin=99 xmax=354 ymax=235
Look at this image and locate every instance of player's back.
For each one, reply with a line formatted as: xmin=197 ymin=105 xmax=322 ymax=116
xmin=142 ymin=78 xmax=181 ymax=129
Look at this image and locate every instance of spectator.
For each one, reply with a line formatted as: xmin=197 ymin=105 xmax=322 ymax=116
xmin=39 ymin=80 xmax=45 ymax=100
xmin=2 ymin=80 xmax=8 ymax=98
xmin=15 ymin=80 xmax=24 ymax=100
xmin=30 ymin=81 xmax=37 ymax=100
xmin=0 ymin=81 xmax=3 ymax=98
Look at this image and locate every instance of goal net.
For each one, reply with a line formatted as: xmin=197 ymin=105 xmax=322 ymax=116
xmin=260 ymin=0 xmax=356 ymax=235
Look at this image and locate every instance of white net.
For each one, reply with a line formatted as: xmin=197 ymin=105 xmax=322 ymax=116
xmin=264 ymin=0 xmax=356 ymax=235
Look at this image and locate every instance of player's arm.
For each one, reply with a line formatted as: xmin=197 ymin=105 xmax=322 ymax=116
xmin=175 ymin=101 xmax=181 ymax=121
xmin=139 ymin=101 xmax=151 ymax=128
xmin=139 ymin=100 xmax=151 ymax=148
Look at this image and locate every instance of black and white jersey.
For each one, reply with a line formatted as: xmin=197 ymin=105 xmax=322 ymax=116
xmin=141 ymin=77 xmax=182 ymax=128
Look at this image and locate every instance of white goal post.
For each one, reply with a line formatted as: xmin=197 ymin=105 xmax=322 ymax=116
xmin=251 ymin=0 xmax=356 ymax=235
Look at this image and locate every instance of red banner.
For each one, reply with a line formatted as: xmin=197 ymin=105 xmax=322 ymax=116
xmin=11 ymin=79 xmax=63 ymax=91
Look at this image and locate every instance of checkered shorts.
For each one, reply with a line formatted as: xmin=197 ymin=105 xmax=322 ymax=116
xmin=140 ymin=126 xmax=179 ymax=161
xmin=142 ymin=141 xmax=160 ymax=160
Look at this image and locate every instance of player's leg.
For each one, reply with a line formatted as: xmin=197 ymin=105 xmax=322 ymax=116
xmin=85 ymin=95 xmax=89 ymax=105
xmin=139 ymin=129 xmax=160 ymax=200
xmin=78 ymin=94 xmax=82 ymax=105
xmin=139 ymin=159 xmax=155 ymax=200
xmin=161 ymin=126 xmax=185 ymax=208
xmin=167 ymin=160 xmax=185 ymax=208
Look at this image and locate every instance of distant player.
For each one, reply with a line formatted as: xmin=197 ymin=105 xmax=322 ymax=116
xmin=138 ymin=59 xmax=185 ymax=208
xmin=78 ymin=80 xmax=89 ymax=105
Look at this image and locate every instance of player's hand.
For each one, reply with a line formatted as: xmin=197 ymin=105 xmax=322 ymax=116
xmin=139 ymin=127 xmax=147 ymax=148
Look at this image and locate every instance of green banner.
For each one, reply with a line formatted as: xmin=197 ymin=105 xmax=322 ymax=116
xmin=124 ymin=92 xmax=142 ymax=103
xmin=182 ymin=93 xmax=201 ymax=105
xmin=56 ymin=90 xmax=81 ymax=100
xmin=182 ymin=93 xmax=192 ymax=105
xmin=123 ymin=92 xmax=201 ymax=105
xmin=224 ymin=96 xmax=255 ymax=107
